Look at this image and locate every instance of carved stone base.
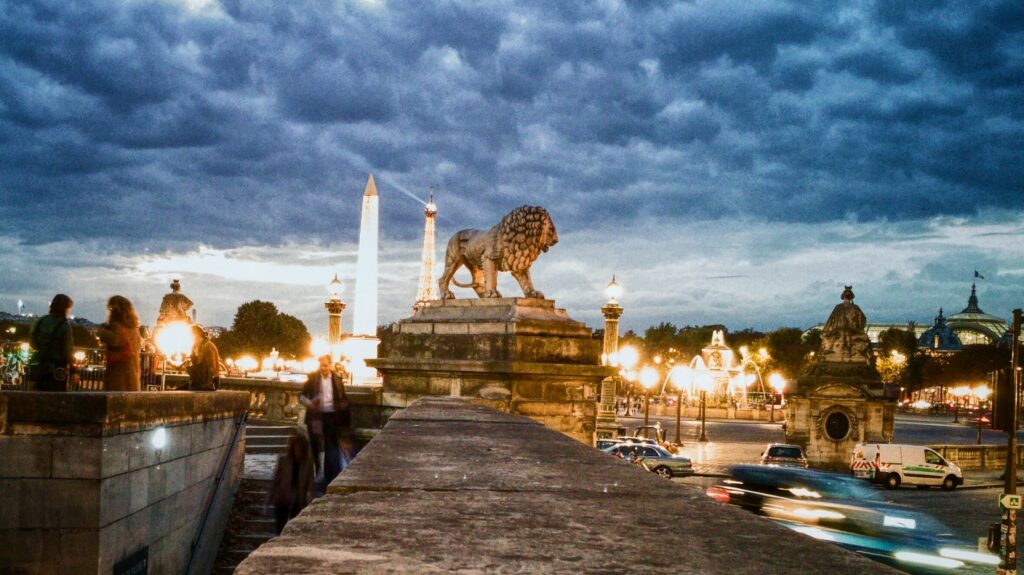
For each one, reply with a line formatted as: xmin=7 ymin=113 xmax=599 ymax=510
xmin=370 ymin=298 xmax=614 ymax=444
xmin=786 ymin=362 xmax=896 ymax=469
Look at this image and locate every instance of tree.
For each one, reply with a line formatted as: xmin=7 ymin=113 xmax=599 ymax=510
xmin=765 ymin=328 xmax=810 ymax=379
xmin=214 ymin=300 xmax=311 ymax=361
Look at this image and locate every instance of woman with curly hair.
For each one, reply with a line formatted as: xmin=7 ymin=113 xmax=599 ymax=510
xmin=98 ymin=295 xmax=143 ymax=391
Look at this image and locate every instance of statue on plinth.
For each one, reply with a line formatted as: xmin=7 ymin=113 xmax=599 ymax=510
xmin=819 ymin=286 xmax=871 ymax=363
xmin=156 ymin=279 xmax=194 ymax=330
xmin=438 ymin=205 xmax=558 ymax=299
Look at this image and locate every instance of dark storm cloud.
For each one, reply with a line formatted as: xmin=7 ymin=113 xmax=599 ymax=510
xmin=0 ymin=0 xmax=1021 ymax=251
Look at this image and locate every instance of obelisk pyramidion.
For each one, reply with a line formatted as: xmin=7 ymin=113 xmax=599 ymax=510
xmin=347 ymin=173 xmax=381 ymax=385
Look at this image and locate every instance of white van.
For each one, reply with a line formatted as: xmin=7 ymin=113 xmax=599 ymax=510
xmin=851 ymin=443 xmax=963 ymax=490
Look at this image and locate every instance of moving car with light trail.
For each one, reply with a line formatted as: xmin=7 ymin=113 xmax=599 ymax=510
xmin=705 ymin=465 xmax=996 ymax=573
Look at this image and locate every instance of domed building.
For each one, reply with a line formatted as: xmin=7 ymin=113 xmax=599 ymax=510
xmin=946 ymin=283 xmax=1008 ymax=345
xmin=916 ymin=308 xmax=963 ymax=354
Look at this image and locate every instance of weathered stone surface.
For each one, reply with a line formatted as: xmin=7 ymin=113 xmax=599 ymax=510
xmin=237 ymin=397 xmax=898 ymax=575
xmin=0 ymin=391 xmax=248 ymax=574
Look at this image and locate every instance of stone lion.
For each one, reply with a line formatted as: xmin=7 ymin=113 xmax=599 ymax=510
xmin=438 ymin=205 xmax=558 ymax=299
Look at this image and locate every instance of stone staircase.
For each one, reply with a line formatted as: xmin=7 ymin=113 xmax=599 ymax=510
xmin=212 ymin=420 xmax=296 ymax=574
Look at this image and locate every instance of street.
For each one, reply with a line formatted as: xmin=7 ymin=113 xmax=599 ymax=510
xmin=618 ymin=412 xmax=1021 ymax=573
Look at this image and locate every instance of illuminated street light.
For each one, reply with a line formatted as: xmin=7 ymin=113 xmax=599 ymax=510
xmin=697 ymin=370 xmax=714 ymax=442
xmin=310 ymin=337 xmax=330 ymax=358
xmin=618 ymin=345 xmax=639 ymax=371
xmin=768 ymin=373 xmax=787 ymax=423
xmin=605 ymin=275 xmax=622 ymax=303
xmin=639 ymin=366 xmax=659 ymax=432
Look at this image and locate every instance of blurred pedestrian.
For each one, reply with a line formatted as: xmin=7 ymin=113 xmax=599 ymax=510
xmin=28 ymin=294 xmax=75 ymax=391
xmin=268 ymin=432 xmax=314 ymax=534
xmin=186 ymin=325 xmax=221 ymax=390
xmin=300 ymin=355 xmax=350 ymax=485
xmin=97 ymin=295 xmax=143 ymax=391
xmin=338 ymin=427 xmax=355 ymax=471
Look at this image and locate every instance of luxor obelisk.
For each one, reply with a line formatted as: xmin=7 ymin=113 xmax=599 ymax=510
xmin=346 ymin=174 xmax=381 ymax=385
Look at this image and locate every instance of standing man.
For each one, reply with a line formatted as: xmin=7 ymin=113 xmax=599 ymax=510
xmin=186 ymin=325 xmax=221 ymax=391
xmin=300 ymin=355 xmax=350 ymax=486
xmin=29 ymin=294 xmax=75 ymax=391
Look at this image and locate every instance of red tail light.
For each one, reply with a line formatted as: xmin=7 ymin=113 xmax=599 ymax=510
xmin=706 ymin=486 xmax=730 ymax=503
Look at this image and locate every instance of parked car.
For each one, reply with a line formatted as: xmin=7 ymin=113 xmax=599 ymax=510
xmin=760 ymin=443 xmax=808 ymax=468
xmin=624 ymin=424 xmax=683 ymax=454
xmin=602 ymin=443 xmax=694 ymax=478
xmin=596 ymin=438 xmax=625 ymax=450
xmin=706 ymin=465 xmax=997 ymax=574
xmin=851 ymin=444 xmax=963 ymax=490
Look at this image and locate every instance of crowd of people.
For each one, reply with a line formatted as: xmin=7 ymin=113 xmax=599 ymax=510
xmin=26 ymin=293 xmax=222 ymax=392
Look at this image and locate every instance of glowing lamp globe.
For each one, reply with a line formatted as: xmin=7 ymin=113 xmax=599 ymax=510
xmin=769 ymin=373 xmax=786 ymax=393
xmin=310 ymin=337 xmax=330 ymax=358
xmin=155 ymin=322 xmax=195 ymax=360
xmin=617 ymin=345 xmax=639 ymax=370
xmin=605 ymin=275 xmax=623 ymax=303
xmin=327 ymin=273 xmax=343 ymax=300
xmin=639 ymin=366 xmax=660 ymax=390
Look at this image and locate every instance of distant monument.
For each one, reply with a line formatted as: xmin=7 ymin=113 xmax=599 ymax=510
xmin=787 ymin=286 xmax=896 ymax=468
xmin=413 ymin=195 xmax=438 ymax=311
xmin=156 ymin=278 xmax=194 ymax=330
xmin=819 ymin=285 xmax=871 ymax=363
xmin=373 ymin=205 xmax=610 ymax=444
xmin=344 ymin=174 xmax=382 ymax=386
xmin=438 ymin=205 xmax=558 ymax=300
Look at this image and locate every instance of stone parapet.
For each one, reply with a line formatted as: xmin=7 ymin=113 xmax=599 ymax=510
xmin=235 ymin=397 xmax=899 ymax=575
xmin=0 ymin=390 xmax=249 ymax=575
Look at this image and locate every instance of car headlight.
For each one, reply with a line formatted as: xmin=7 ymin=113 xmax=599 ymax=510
xmin=939 ymin=548 xmax=999 ymax=565
xmin=894 ymin=551 xmax=963 ymax=569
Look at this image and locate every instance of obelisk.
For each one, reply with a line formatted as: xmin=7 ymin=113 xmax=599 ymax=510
xmin=413 ymin=195 xmax=437 ymax=310
xmin=346 ymin=174 xmax=381 ymax=385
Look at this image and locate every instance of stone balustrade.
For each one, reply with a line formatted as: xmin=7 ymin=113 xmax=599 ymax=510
xmin=235 ymin=396 xmax=900 ymax=574
xmin=931 ymin=443 xmax=1024 ymax=470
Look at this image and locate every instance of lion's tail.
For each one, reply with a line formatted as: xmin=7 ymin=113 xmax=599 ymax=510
xmin=451 ymin=276 xmax=474 ymax=288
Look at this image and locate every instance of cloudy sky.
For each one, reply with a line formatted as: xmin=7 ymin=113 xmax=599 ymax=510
xmin=1 ymin=0 xmax=1022 ymax=336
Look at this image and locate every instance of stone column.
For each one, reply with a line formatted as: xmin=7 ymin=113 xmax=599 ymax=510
xmin=596 ymin=302 xmax=624 ymax=440
xmin=326 ymin=298 xmax=346 ymax=346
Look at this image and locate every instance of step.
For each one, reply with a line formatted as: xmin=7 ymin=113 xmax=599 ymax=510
xmin=214 ymin=565 xmax=237 ymax=575
xmin=245 ymin=444 xmax=290 ymax=455
xmin=236 ymin=533 xmax=274 ymax=546
xmin=243 ymin=517 xmax=276 ymax=530
xmin=245 ymin=421 xmax=298 ymax=436
xmin=245 ymin=435 xmax=291 ymax=447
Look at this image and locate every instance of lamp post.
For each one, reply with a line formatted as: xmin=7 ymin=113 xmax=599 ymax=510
xmin=325 ymin=273 xmax=346 ymax=347
xmin=697 ymin=371 xmax=712 ymax=442
xmin=596 ymin=277 xmax=624 ymax=441
xmin=974 ymin=384 xmax=992 ymax=445
xmin=768 ymin=373 xmax=786 ymax=423
xmin=951 ymin=385 xmax=970 ymax=423
xmin=668 ymin=366 xmax=692 ymax=445
xmin=639 ymin=366 xmax=659 ymax=436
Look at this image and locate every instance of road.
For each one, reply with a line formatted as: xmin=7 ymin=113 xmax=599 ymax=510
xmin=619 ymin=412 xmax=1021 ymax=573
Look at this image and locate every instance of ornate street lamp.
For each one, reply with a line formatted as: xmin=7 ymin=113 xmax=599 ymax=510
xmin=697 ymin=371 xmax=713 ymax=442
xmin=670 ymin=366 xmax=692 ymax=444
xmin=639 ymin=366 xmax=659 ymax=434
xmin=769 ymin=372 xmax=787 ymax=423
xmin=596 ymin=276 xmax=625 ymax=440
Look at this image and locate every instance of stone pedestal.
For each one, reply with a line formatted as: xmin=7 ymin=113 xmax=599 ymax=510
xmin=368 ymin=298 xmax=614 ymax=444
xmin=785 ymin=363 xmax=896 ymax=469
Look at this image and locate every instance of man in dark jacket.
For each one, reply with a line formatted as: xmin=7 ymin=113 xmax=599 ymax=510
xmin=29 ymin=294 xmax=74 ymax=391
xmin=186 ymin=325 xmax=221 ymax=390
xmin=299 ymin=355 xmax=350 ymax=485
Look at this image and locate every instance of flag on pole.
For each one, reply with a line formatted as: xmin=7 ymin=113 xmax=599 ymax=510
xmin=974 ymin=270 xmax=985 ymax=280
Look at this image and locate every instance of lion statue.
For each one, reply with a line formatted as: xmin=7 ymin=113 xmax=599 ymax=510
xmin=438 ymin=205 xmax=558 ymax=299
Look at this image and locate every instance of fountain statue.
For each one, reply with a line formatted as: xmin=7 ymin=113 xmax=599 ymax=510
xmin=156 ymin=279 xmax=194 ymax=330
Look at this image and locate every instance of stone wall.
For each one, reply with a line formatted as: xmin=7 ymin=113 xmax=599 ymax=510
xmin=932 ymin=443 xmax=1024 ymax=470
xmin=0 ymin=391 xmax=249 ymax=575
xmin=234 ymin=397 xmax=899 ymax=574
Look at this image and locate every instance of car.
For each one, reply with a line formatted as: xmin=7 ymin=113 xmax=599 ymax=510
xmin=851 ymin=444 xmax=963 ymax=490
xmin=706 ymin=465 xmax=997 ymax=574
xmin=602 ymin=443 xmax=694 ymax=478
xmin=596 ymin=438 xmax=625 ymax=450
xmin=760 ymin=443 xmax=808 ymax=468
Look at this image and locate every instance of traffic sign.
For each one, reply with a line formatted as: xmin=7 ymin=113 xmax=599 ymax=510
xmin=1000 ymin=494 xmax=1022 ymax=509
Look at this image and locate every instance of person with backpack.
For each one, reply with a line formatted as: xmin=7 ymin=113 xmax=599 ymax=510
xmin=28 ymin=294 xmax=75 ymax=391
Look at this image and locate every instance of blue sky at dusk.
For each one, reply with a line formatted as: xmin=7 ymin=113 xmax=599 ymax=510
xmin=1 ymin=0 xmax=1022 ymax=335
